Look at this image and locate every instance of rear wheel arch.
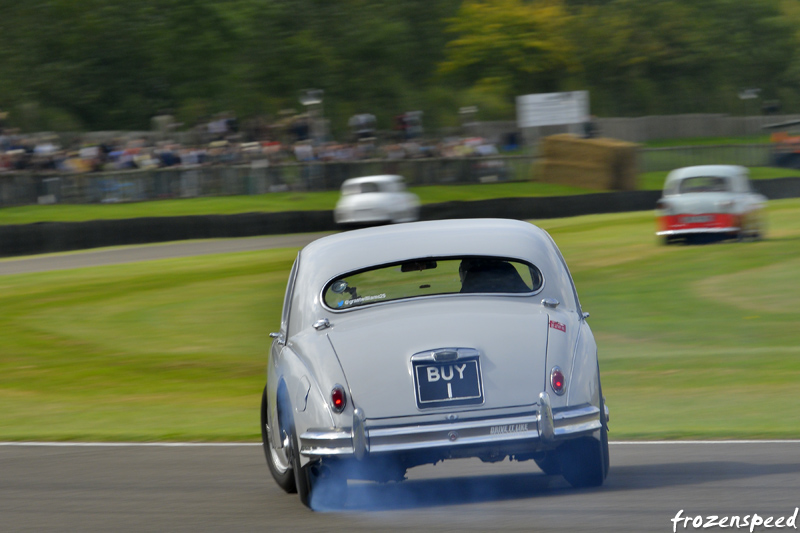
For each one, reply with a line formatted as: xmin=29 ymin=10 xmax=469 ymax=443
xmin=566 ymin=325 xmax=600 ymax=407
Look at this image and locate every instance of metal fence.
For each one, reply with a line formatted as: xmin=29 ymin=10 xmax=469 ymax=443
xmin=0 ymin=156 xmax=537 ymax=207
xmin=0 ymin=145 xmax=780 ymax=207
xmin=639 ymin=144 xmax=772 ymax=173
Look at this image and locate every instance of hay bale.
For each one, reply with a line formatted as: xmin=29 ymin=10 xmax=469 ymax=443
xmin=537 ymin=134 xmax=639 ymax=190
xmin=539 ymin=160 xmax=614 ymax=189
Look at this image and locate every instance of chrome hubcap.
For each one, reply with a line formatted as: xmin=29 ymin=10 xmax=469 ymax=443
xmin=265 ymin=418 xmax=292 ymax=474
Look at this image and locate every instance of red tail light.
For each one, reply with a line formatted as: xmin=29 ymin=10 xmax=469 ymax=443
xmin=550 ymin=367 xmax=566 ymax=395
xmin=331 ymin=384 xmax=347 ymax=413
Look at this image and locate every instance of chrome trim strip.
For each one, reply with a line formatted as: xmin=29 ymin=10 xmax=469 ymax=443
xmin=410 ymin=347 xmax=480 ymax=363
xmin=302 ymin=429 xmax=349 ymax=440
xmin=303 ymin=446 xmax=354 ymax=456
xmin=369 ymin=430 xmax=538 ymax=453
xmin=352 ymin=407 xmax=367 ymax=459
xmin=433 ymin=349 xmax=458 ymax=362
xmin=657 ymin=227 xmax=739 ymax=236
xmin=299 ymin=430 xmax=354 ymax=456
xmin=538 ymin=392 xmax=554 ymax=443
xmin=554 ymin=419 xmax=602 ymax=437
xmin=553 ymin=404 xmax=602 ymax=436
xmin=368 ymin=414 xmax=539 ymax=438
xmin=554 ymin=405 xmax=599 ymax=421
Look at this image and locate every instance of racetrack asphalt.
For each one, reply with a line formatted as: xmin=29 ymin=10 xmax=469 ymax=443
xmin=1 ymin=441 xmax=799 ymax=532
xmin=0 ymin=233 xmax=331 ymax=275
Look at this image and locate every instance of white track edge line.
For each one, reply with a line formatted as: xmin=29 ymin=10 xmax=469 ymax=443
xmin=1 ymin=440 xmax=799 ymax=447
xmin=0 ymin=442 xmax=261 ymax=447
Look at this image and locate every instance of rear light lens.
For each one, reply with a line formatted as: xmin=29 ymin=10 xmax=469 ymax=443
xmin=331 ymin=384 xmax=347 ymax=413
xmin=550 ymin=366 xmax=566 ymax=395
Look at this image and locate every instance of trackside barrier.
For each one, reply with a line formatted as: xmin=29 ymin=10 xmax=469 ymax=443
xmin=751 ymin=177 xmax=800 ymax=199
xmin=0 ymin=145 xmax=784 ymax=207
xmin=1 ymin=178 xmax=798 ymax=258
xmin=0 ymin=190 xmax=685 ymax=257
xmin=0 ymin=157 xmax=535 ymax=207
xmin=0 ymin=211 xmax=337 ymax=257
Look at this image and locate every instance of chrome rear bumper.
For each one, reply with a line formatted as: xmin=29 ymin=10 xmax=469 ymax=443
xmin=657 ymin=226 xmax=739 ymax=236
xmin=299 ymin=393 xmax=604 ymax=459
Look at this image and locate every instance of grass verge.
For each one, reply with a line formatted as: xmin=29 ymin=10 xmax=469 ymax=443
xmin=1 ymin=200 xmax=799 ymax=440
xmin=0 ymin=181 xmax=588 ymax=226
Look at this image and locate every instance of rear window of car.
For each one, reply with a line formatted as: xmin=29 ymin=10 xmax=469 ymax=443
xmin=342 ymin=182 xmax=381 ymax=195
xmin=678 ymin=176 xmax=730 ymax=194
xmin=323 ymin=256 xmax=543 ymax=310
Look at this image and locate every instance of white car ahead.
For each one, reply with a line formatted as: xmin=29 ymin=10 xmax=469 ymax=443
xmin=656 ymin=165 xmax=767 ymax=244
xmin=261 ymin=219 xmax=609 ymax=509
xmin=333 ymin=174 xmax=420 ymax=226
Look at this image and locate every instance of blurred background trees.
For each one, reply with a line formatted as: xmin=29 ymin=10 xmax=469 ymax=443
xmin=1 ymin=0 xmax=799 ymax=133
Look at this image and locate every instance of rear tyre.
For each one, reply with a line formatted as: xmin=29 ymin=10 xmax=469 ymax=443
xmin=289 ymin=425 xmax=313 ymax=507
xmin=560 ymin=433 xmax=606 ymax=488
xmin=287 ymin=408 xmax=348 ymax=509
xmin=598 ymin=373 xmax=611 ymax=478
xmin=303 ymin=463 xmax=348 ymax=510
xmin=534 ymin=452 xmax=561 ymax=475
xmin=261 ymin=387 xmax=296 ymax=493
xmin=560 ymin=373 xmax=609 ymax=488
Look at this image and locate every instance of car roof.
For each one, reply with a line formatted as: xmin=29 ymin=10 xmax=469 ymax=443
xmin=300 ymin=219 xmax=559 ymax=280
xmin=665 ymin=165 xmax=748 ymax=182
xmin=663 ymin=165 xmax=751 ymax=193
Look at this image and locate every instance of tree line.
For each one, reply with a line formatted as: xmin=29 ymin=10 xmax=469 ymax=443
xmin=1 ymin=0 xmax=799 ymax=135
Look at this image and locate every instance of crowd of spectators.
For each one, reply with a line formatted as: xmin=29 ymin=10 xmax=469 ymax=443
xmin=0 ymin=111 xmax=510 ymax=175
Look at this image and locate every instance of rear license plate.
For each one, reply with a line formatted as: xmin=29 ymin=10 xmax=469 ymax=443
xmin=414 ymin=359 xmax=483 ymax=409
xmin=681 ymin=215 xmax=714 ymax=224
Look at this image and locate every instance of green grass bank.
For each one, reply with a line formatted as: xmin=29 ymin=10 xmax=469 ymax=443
xmin=1 ymin=199 xmax=799 ymax=441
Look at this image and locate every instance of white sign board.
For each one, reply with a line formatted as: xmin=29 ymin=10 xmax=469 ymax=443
xmin=516 ymin=91 xmax=589 ymax=128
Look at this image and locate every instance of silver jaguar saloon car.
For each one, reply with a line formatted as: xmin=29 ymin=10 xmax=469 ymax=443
xmin=260 ymin=219 xmax=609 ymax=509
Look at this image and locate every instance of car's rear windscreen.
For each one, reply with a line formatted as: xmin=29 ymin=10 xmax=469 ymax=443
xmin=677 ymin=176 xmax=730 ymax=194
xmin=342 ymin=182 xmax=380 ymax=195
xmin=323 ymin=256 xmax=543 ymax=310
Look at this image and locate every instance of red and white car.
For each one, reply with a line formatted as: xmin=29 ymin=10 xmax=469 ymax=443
xmin=656 ymin=165 xmax=767 ymax=244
